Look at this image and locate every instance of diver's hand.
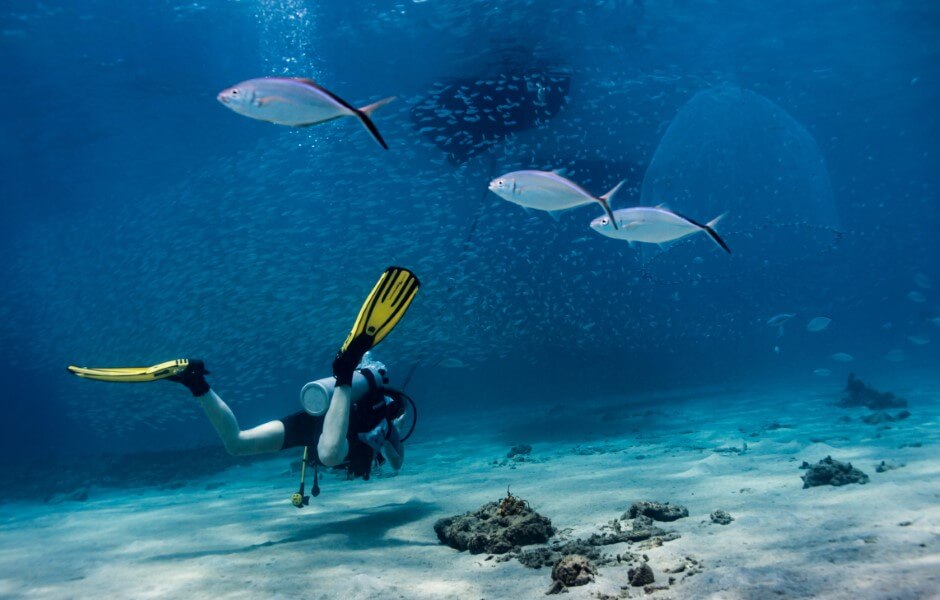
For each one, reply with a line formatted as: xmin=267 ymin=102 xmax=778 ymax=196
xmin=332 ymin=334 xmax=373 ymax=386
xmin=168 ymin=359 xmax=211 ymax=397
xmin=357 ymin=419 xmax=389 ymax=453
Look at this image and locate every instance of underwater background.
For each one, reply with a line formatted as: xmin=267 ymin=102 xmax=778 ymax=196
xmin=2 ymin=2 xmax=940 ymax=599
xmin=1 ymin=0 xmax=938 ymax=464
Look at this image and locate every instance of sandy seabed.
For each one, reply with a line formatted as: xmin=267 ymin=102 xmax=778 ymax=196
xmin=1 ymin=380 xmax=937 ymax=600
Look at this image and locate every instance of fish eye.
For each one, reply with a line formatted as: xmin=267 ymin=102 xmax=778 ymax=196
xmin=232 ymin=89 xmax=238 ymax=95
xmin=498 ymin=179 xmax=504 ymax=186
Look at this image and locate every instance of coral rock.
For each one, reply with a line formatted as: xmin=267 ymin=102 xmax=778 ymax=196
xmin=552 ymin=554 xmax=597 ymax=587
xmin=625 ymin=501 xmax=689 ymax=522
xmin=628 ymin=562 xmax=655 ymax=586
xmin=800 ymin=456 xmax=869 ymax=488
xmin=434 ymin=493 xmax=554 ymax=555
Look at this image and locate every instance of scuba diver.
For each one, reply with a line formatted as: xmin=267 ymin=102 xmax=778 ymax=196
xmin=68 ymin=266 xmax=421 ymax=505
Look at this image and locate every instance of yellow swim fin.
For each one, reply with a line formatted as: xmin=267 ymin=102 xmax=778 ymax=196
xmin=341 ymin=266 xmax=420 ymax=352
xmin=67 ymin=358 xmax=191 ymax=383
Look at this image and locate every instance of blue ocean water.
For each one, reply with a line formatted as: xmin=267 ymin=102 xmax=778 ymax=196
xmin=0 ymin=2 xmax=938 ymax=596
xmin=4 ymin=0 xmax=937 ymax=455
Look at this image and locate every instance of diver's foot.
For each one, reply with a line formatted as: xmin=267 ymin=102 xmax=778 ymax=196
xmin=168 ymin=359 xmax=211 ymax=397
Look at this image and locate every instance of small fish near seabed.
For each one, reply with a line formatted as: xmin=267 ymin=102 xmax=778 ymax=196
xmin=830 ymin=352 xmax=854 ymax=362
xmin=217 ymin=77 xmax=395 ymax=149
xmin=488 ymin=170 xmax=622 ymax=227
xmin=590 ymin=207 xmax=731 ymax=254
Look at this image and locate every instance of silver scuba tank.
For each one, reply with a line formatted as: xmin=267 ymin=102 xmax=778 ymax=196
xmin=299 ymin=364 xmax=389 ymax=417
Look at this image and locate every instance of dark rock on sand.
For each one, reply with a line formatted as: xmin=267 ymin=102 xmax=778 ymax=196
xmin=861 ymin=412 xmax=895 ymax=425
xmin=800 ymin=456 xmax=869 ymax=488
xmin=519 ymin=539 xmax=611 ymax=569
xmin=547 ymin=554 xmax=596 ymax=594
xmin=875 ymin=460 xmax=904 ymax=473
xmin=517 ymin=512 xmax=680 ymax=571
xmin=839 ymin=374 xmax=907 ymax=410
xmin=861 ymin=411 xmax=910 ymax=425
xmin=628 ymin=562 xmax=655 ymax=586
xmin=508 ymin=444 xmax=532 ymax=459
xmin=710 ymin=509 xmax=734 ymax=525
xmin=588 ymin=514 xmax=671 ymax=545
xmin=626 ymin=501 xmax=689 ymax=522
xmin=434 ymin=492 xmax=554 ymax=554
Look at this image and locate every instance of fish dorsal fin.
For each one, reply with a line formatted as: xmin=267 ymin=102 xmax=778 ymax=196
xmin=655 ymin=202 xmax=670 ymax=210
xmin=551 ymin=168 xmax=569 ymax=178
xmin=294 ymin=77 xmax=319 ymax=87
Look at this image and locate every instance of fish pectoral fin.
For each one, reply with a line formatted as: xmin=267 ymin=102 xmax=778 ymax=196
xmin=547 ymin=210 xmax=564 ymax=222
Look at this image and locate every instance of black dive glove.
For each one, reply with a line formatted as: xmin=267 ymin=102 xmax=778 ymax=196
xmin=168 ymin=359 xmax=211 ymax=397
xmin=332 ymin=335 xmax=373 ymax=387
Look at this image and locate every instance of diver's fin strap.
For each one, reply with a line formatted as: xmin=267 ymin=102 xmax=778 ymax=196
xmin=67 ymin=359 xmax=190 ymax=383
xmin=341 ymin=266 xmax=420 ymax=352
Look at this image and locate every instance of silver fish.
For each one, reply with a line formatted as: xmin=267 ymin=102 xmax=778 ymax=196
xmin=590 ymin=207 xmax=730 ymax=254
xmin=217 ymin=77 xmax=395 ymax=149
xmin=767 ymin=313 xmax=795 ymax=337
xmin=488 ymin=170 xmax=621 ymax=227
xmin=806 ymin=316 xmax=832 ymax=332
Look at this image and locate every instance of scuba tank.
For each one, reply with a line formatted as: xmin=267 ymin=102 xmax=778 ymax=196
xmin=299 ymin=365 xmax=389 ymax=417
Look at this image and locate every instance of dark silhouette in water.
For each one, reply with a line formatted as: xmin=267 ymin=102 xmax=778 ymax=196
xmin=839 ymin=373 xmax=908 ymax=410
xmin=411 ymin=70 xmax=571 ymax=164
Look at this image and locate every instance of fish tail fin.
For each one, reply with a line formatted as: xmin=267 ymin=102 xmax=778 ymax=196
xmin=354 ymin=96 xmax=396 ymax=150
xmin=706 ymin=213 xmax=726 ymax=230
xmin=702 ymin=213 xmax=731 ymax=254
xmin=598 ymin=180 xmax=625 ymax=230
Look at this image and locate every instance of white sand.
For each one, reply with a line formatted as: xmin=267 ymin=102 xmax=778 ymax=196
xmin=1 ymin=382 xmax=937 ymax=599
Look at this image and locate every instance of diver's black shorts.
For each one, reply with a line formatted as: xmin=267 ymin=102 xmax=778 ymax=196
xmin=279 ymin=411 xmax=325 ymax=450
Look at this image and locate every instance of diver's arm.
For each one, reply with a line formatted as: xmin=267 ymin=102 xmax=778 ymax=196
xmin=317 ymin=384 xmax=352 ymax=467
xmin=198 ymin=390 xmax=285 ymax=456
xmin=383 ymin=425 xmax=404 ymax=471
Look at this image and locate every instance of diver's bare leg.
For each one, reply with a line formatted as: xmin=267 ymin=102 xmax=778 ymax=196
xmin=198 ymin=389 xmax=285 ymax=455
xmin=317 ymin=385 xmax=352 ymax=466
